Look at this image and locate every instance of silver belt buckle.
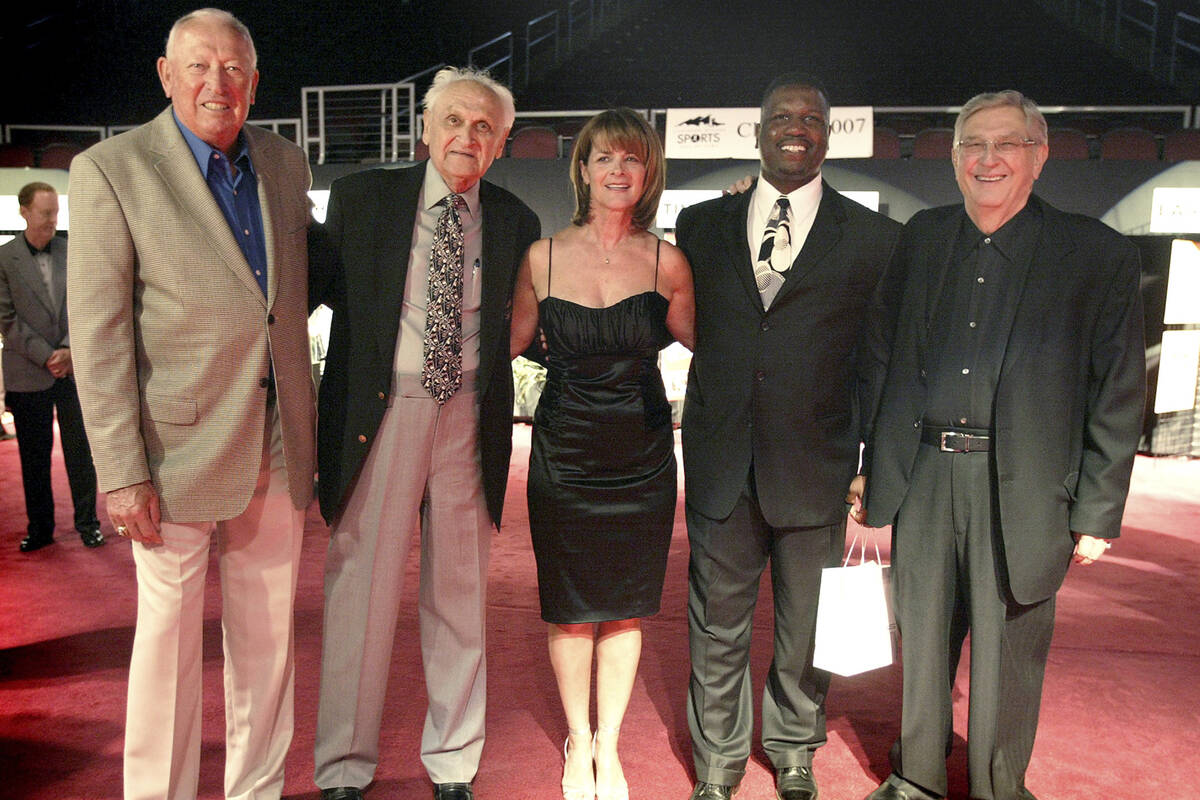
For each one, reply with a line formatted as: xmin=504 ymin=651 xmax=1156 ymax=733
xmin=939 ymin=431 xmax=958 ymax=452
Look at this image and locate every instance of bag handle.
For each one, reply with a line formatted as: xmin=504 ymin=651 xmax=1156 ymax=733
xmin=842 ymin=529 xmax=884 ymax=567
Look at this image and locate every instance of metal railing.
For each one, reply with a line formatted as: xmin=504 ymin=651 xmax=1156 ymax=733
xmin=469 ymin=31 xmax=514 ymax=90
xmin=566 ymin=0 xmax=594 ymax=50
xmin=301 ymin=83 xmax=415 ymax=165
xmin=525 ymin=10 xmax=560 ymax=87
xmin=1171 ymin=11 xmax=1200 ymax=83
xmin=3 ymin=124 xmax=106 ymax=146
xmin=1115 ymin=0 xmax=1159 ymax=69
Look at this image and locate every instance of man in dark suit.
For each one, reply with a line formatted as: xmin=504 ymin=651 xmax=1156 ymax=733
xmin=857 ymin=90 xmax=1144 ymax=800
xmin=675 ymin=73 xmax=901 ymax=800
xmin=310 ymin=66 xmax=540 ymax=800
xmin=0 ymin=182 xmax=102 ymax=551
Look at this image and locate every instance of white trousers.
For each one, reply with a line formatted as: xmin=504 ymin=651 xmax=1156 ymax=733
xmin=314 ymin=380 xmax=491 ymax=788
xmin=124 ymin=404 xmax=305 ymax=800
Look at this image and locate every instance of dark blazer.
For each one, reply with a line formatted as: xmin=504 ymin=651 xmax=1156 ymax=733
xmin=863 ymin=195 xmax=1145 ymax=604
xmin=0 ymin=234 xmax=68 ymax=393
xmin=310 ymin=162 xmax=540 ymax=527
xmin=677 ymin=180 xmax=901 ymax=528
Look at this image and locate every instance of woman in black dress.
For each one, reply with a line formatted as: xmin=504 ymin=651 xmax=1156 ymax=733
xmin=510 ymin=108 xmax=694 ymax=800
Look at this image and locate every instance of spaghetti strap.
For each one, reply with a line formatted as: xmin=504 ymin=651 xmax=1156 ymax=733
xmin=653 ymin=238 xmax=661 ymax=293
xmin=546 ymin=237 xmax=553 ymax=298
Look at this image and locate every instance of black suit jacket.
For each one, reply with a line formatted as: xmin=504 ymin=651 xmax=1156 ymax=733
xmin=309 ymin=162 xmax=541 ymax=526
xmin=862 ymin=195 xmax=1145 ymax=604
xmin=677 ymin=180 xmax=901 ymax=528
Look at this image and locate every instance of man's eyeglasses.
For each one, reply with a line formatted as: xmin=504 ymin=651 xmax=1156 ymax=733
xmin=954 ymin=138 xmax=1038 ymax=157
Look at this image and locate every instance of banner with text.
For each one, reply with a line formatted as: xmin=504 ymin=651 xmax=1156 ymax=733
xmin=665 ymin=107 xmax=874 ymax=159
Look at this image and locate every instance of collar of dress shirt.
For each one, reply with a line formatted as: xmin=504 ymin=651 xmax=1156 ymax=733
xmin=172 ymin=109 xmax=254 ymax=181
xmin=422 ymin=160 xmax=481 ymax=221
xmin=748 ymin=170 xmax=823 ymax=252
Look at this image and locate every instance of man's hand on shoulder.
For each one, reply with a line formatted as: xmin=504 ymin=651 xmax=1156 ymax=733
xmin=724 ymin=175 xmax=755 ymax=195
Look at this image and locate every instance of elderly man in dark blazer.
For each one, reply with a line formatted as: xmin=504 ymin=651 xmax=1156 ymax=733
xmin=857 ymin=90 xmax=1145 ymax=800
xmin=675 ymin=73 xmax=900 ymax=800
xmin=309 ymin=66 xmax=539 ymax=800
xmin=0 ymin=182 xmax=102 ymax=551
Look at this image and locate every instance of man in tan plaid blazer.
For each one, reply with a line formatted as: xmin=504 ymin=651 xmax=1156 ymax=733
xmin=66 ymin=9 xmax=314 ymax=800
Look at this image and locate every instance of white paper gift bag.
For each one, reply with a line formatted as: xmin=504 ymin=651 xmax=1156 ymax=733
xmin=812 ymin=533 xmax=893 ymax=677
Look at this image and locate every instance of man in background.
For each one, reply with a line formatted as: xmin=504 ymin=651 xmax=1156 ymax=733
xmin=0 ymin=181 xmax=102 ymax=551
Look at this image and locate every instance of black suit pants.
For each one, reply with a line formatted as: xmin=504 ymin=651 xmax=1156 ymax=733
xmin=888 ymin=443 xmax=1054 ymax=800
xmin=685 ymin=479 xmax=844 ymax=786
xmin=7 ymin=377 xmax=99 ymax=538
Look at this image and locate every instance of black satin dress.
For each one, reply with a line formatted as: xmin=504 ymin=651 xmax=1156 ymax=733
xmin=528 ymin=245 xmax=677 ymax=624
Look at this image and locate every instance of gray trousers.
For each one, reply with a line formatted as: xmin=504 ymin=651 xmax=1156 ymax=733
xmin=685 ymin=480 xmax=845 ymax=786
xmin=889 ymin=443 xmax=1054 ymax=800
xmin=314 ymin=378 xmax=491 ymax=788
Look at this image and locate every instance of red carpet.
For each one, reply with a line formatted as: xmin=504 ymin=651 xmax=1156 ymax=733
xmin=2 ymin=423 xmax=1197 ymax=799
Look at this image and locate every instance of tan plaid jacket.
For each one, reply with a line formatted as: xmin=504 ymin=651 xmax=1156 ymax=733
xmin=67 ymin=107 xmax=315 ymax=522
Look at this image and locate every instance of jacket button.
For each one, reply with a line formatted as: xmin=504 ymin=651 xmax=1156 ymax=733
xmin=259 ymin=377 xmax=270 ymax=388
xmin=760 ymin=320 xmax=770 ymax=331
xmin=357 ymin=434 xmax=367 ymax=443
xmin=913 ymin=420 xmax=921 ymax=428
xmin=378 ymin=391 xmax=386 ymax=400
xmin=755 ymin=370 xmax=766 ymax=381
xmin=267 ymin=314 xmax=275 ymax=324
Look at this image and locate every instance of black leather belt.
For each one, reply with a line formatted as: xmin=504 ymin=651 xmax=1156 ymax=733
xmin=921 ymin=426 xmax=991 ymax=452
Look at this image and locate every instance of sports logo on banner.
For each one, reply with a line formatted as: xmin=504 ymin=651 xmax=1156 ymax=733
xmin=665 ymin=107 xmax=874 ymax=159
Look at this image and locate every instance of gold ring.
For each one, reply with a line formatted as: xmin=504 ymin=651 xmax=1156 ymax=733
xmin=116 ymin=525 xmax=129 ymax=537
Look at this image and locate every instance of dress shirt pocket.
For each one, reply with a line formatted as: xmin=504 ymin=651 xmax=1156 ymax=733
xmin=143 ymin=393 xmax=198 ymax=425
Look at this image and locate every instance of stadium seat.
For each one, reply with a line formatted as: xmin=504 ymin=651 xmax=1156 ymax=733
xmin=0 ymin=143 xmax=35 ymax=167
xmin=911 ymin=127 xmax=954 ymax=159
xmin=1047 ymin=128 xmax=1091 ymax=160
xmin=509 ymin=126 xmax=559 ymax=158
xmin=37 ymin=142 xmax=84 ymax=169
xmin=1099 ymin=127 xmax=1159 ymax=160
xmin=872 ymin=127 xmax=901 ymax=159
xmin=1162 ymin=129 xmax=1200 ymax=161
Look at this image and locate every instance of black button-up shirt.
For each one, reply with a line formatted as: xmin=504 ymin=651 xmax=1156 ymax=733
xmin=924 ymin=203 xmax=1042 ymax=430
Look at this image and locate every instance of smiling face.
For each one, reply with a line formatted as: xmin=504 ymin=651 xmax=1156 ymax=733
xmin=157 ymin=18 xmax=258 ymax=156
xmin=580 ymin=137 xmax=648 ymax=214
xmin=422 ymin=80 xmax=509 ymax=193
xmin=758 ymin=84 xmax=829 ymax=194
xmin=953 ymin=105 xmax=1047 ymax=232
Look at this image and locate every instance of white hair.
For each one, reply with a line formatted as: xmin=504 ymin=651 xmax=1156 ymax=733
xmin=165 ymin=8 xmax=257 ymax=69
xmin=953 ymin=89 xmax=1047 ymax=146
xmin=422 ymin=66 xmax=515 ymax=130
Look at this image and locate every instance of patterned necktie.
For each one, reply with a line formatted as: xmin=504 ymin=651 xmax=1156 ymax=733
xmin=422 ymin=194 xmax=466 ymax=404
xmin=754 ymin=197 xmax=792 ymax=309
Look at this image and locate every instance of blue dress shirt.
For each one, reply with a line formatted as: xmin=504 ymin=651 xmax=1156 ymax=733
xmin=173 ymin=111 xmax=269 ymax=297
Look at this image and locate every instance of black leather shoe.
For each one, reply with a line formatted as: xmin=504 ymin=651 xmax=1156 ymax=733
xmin=864 ymin=775 xmax=934 ymax=800
xmin=320 ymin=788 xmax=364 ymax=800
xmin=776 ymin=765 xmax=817 ymax=800
xmin=19 ymin=534 xmax=53 ymax=552
xmin=689 ymin=783 xmax=736 ymax=800
xmin=433 ymin=783 xmax=474 ymax=800
xmin=79 ymin=527 xmax=105 ymax=548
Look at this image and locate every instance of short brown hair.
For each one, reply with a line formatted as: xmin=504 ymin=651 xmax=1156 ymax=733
xmin=569 ymin=108 xmax=665 ymax=230
xmin=18 ymin=182 xmax=56 ymax=208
